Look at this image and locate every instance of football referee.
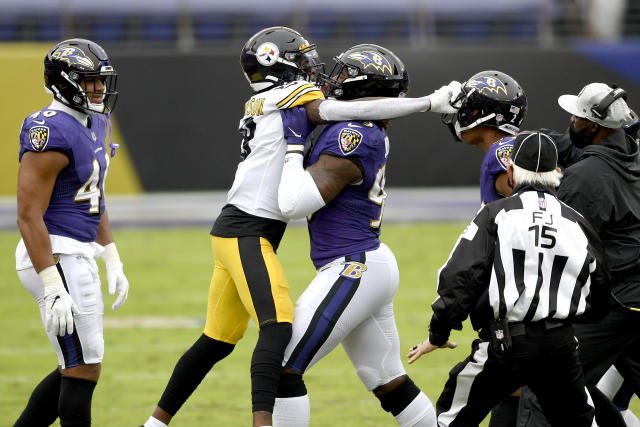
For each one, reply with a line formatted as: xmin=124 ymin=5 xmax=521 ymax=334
xmin=408 ymin=131 xmax=611 ymax=427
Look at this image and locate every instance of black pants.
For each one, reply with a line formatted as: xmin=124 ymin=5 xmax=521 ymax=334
xmin=436 ymin=322 xmax=594 ymax=427
xmin=575 ymin=305 xmax=640 ymax=391
xmin=517 ymin=305 xmax=640 ymax=427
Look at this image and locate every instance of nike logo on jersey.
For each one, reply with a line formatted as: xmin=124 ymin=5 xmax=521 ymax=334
xmin=33 ymin=119 xmax=45 ymax=124
xmin=94 ymin=147 xmax=103 ymax=153
xmin=347 ymin=123 xmax=362 ymax=128
xmin=288 ymin=127 xmax=303 ymax=138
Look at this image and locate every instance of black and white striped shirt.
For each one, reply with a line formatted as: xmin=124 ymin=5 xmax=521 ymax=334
xmin=428 ymin=183 xmax=611 ymax=346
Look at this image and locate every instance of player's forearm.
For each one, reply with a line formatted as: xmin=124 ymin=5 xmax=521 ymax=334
xmin=317 ymin=97 xmax=431 ymax=122
xmin=17 ymin=215 xmax=55 ymax=272
xmin=95 ymin=210 xmax=114 ymax=246
xmin=278 ymin=154 xmax=325 ymax=219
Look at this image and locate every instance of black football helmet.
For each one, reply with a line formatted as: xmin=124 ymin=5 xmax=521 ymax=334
xmin=322 ymin=44 xmax=409 ymax=100
xmin=44 ymin=38 xmax=118 ymax=114
xmin=240 ymin=26 xmax=322 ymax=92
xmin=442 ymin=70 xmax=526 ymax=141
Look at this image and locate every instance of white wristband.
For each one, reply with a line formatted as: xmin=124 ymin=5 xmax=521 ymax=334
xmin=286 ymin=144 xmax=305 ymax=153
xmin=39 ymin=265 xmax=64 ymax=288
xmin=279 ymin=153 xmax=325 ymax=219
xmin=101 ymin=242 xmax=121 ymax=265
xmin=318 ymin=97 xmax=430 ymax=122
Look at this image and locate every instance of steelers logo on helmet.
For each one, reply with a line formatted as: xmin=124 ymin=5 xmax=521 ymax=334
xmin=467 ymin=76 xmax=508 ymax=96
xmin=346 ymin=51 xmax=393 ymax=76
xmin=338 ymin=128 xmax=363 ymax=154
xmin=256 ymin=42 xmax=280 ymax=67
xmin=50 ymin=46 xmax=94 ymax=70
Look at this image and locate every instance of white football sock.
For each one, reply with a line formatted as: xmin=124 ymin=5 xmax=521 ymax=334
xmin=394 ymin=392 xmax=436 ymax=427
xmin=144 ymin=416 xmax=168 ymax=427
xmin=273 ymin=395 xmax=310 ymax=427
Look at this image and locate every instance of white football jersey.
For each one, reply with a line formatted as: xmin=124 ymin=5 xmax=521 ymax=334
xmin=226 ymin=80 xmax=323 ymax=221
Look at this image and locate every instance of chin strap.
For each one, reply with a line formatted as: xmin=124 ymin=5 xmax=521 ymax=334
xmin=106 ymin=112 xmax=119 ymax=158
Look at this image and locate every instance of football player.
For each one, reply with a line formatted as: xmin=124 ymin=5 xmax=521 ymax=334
xmin=273 ymin=44 xmax=437 ymax=426
xmin=13 ymin=39 xmax=129 ymax=426
xmin=142 ymin=27 xmax=460 ymax=427
xmin=440 ymin=70 xmax=528 ymax=426
xmin=441 ymin=70 xmax=527 ymax=206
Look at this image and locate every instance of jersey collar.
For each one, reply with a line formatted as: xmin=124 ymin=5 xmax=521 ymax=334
xmin=49 ymin=99 xmax=89 ymax=127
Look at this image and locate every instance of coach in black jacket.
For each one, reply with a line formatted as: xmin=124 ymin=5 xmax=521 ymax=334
xmin=557 ymin=83 xmax=640 ymax=390
xmin=408 ymin=131 xmax=611 ymax=427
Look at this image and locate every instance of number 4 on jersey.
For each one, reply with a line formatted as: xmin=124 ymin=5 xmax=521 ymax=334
xmin=74 ymin=154 xmax=109 ymax=213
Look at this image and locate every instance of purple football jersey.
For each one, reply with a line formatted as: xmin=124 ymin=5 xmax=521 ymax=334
xmin=306 ymin=121 xmax=388 ymax=268
xmin=19 ymin=108 xmax=109 ymax=242
xmin=480 ymin=136 xmax=513 ymax=204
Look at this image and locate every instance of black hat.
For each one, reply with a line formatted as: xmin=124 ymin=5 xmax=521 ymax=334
xmin=511 ymin=131 xmax=558 ymax=173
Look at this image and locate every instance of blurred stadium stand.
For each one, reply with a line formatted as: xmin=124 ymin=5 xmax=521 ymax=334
xmin=0 ymin=0 xmax=638 ymax=47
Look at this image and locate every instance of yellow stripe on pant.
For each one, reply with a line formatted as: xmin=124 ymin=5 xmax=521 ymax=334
xmin=204 ymin=235 xmax=293 ymax=344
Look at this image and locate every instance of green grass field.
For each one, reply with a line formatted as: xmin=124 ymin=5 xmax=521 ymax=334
xmin=1 ymin=224 xmax=637 ymax=426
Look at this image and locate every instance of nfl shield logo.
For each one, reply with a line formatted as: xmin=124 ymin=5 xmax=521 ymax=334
xmin=29 ymin=126 xmax=50 ymax=151
xmin=538 ymin=198 xmax=547 ymax=210
xmin=495 ymin=329 xmax=504 ymax=340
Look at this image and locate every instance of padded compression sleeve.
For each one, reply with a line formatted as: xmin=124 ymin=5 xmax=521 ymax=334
xmin=318 ymin=97 xmax=431 ymax=121
xmin=278 ymin=154 xmax=325 ymax=219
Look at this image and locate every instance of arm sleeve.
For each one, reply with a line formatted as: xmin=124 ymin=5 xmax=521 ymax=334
xmin=318 ymin=97 xmax=431 ymax=122
xmin=557 ymin=168 xmax=606 ymax=232
xmin=575 ymin=218 xmax=612 ymax=323
xmin=428 ymin=206 xmax=495 ymax=345
xmin=278 ymin=153 xmax=326 ymax=219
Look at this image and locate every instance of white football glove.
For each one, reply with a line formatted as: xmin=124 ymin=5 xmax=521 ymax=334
xmin=428 ymin=81 xmax=463 ymax=114
xmin=101 ymin=242 xmax=129 ymax=310
xmin=40 ymin=265 xmax=79 ymax=336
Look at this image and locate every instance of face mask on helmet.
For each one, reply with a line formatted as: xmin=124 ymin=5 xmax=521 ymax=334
xmin=320 ymin=45 xmax=409 ymax=100
xmin=44 ymin=39 xmax=118 ymax=115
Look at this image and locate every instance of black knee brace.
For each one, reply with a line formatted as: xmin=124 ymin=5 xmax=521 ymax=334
xmin=376 ymin=376 xmax=421 ymax=416
xmin=277 ymin=372 xmax=307 ymax=398
xmin=58 ymin=375 xmax=97 ymax=427
xmin=14 ymin=368 xmax=62 ymax=427
xmin=251 ymin=322 xmax=292 ymax=412
xmin=158 ymin=333 xmax=234 ymax=415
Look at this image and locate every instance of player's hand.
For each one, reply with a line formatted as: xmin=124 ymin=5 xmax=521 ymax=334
xmin=407 ymin=339 xmax=457 ymax=364
xmin=428 ymin=81 xmax=463 ymax=114
xmin=40 ymin=265 xmax=80 ymax=336
xmin=281 ymin=107 xmax=314 ymax=146
xmin=101 ymin=243 xmax=130 ymax=310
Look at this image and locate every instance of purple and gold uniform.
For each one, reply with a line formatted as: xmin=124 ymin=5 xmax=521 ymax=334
xmin=19 ymin=108 xmax=110 ymax=242
xmin=480 ymin=136 xmax=513 ymax=204
xmin=306 ymin=120 xmax=388 ymax=269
